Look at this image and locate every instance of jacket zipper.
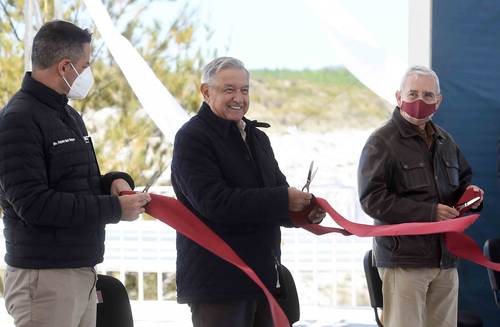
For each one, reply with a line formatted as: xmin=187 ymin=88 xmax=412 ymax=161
xmin=273 ymin=254 xmax=281 ymax=289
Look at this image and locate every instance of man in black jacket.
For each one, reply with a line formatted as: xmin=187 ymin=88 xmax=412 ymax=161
xmin=171 ymin=57 xmax=324 ymax=326
xmin=358 ymin=66 xmax=484 ymax=327
xmin=0 ymin=21 xmax=150 ymax=327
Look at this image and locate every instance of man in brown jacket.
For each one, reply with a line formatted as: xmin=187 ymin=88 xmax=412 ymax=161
xmin=358 ymin=66 xmax=484 ymax=327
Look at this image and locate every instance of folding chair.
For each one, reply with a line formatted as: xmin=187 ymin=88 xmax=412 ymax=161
xmin=363 ymin=250 xmax=383 ymax=327
xmin=363 ymin=250 xmax=483 ymax=327
xmin=483 ymin=238 xmax=500 ymax=307
xmin=96 ymin=274 xmax=134 ymax=327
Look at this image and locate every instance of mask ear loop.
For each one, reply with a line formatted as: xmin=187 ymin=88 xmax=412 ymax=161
xmin=61 ymin=62 xmax=80 ymax=90
xmin=69 ymin=62 xmax=80 ymax=75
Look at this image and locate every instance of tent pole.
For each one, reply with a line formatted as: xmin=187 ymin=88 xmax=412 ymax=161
xmin=408 ymin=0 xmax=432 ymax=67
xmin=23 ymin=0 xmax=34 ymax=72
xmin=54 ymin=0 xmax=62 ymax=19
xmin=23 ymin=0 xmax=43 ymax=72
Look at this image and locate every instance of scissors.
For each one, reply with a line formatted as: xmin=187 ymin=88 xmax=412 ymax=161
xmin=142 ymin=166 xmax=165 ymax=192
xmin=454 ymin=196 xmax=481 ymax=212
xmin=301 ymin=160 xmax=318 ymax=193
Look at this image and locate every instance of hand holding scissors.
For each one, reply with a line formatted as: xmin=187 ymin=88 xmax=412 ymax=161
xmin=117 ymin=166 xmax=165 ymax=221
xmin=298 ymin=160 xmax=325 ymax=223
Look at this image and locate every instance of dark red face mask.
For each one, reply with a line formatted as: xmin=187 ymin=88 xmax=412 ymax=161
xmin=400 ymin=99 xmax=437 ymax=119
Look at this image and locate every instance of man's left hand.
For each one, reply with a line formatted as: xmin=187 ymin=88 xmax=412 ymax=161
xmin=308 ymin=205 xmax=326 ymax=224
xmin=111 ymin=178 xmax=133 ymax=196
xmin=467 ymin=184 xmax=484 ymax=209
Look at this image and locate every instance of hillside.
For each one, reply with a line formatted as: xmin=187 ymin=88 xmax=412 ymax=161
xmin=248 ymin=67 xmax=392 ymax=132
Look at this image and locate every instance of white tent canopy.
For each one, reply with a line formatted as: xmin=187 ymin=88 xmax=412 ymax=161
xmin=24 ymin=0 xmax=432 ymax=135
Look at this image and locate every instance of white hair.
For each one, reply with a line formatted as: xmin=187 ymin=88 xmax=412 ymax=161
xmin=400 ymin=66 xmax=441 ymax=94
xmin=201 ymin=57 xmax=249 ymax=84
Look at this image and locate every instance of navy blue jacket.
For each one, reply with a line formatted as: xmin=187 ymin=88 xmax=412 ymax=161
xmin=171 ymin=102 xmax=291 ymax=303
xmin=0 ymin=73 xmax=134 ymax=269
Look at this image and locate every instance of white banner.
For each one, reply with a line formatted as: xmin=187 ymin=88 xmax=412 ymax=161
xmin=83 ymin=0 xmax=189 ymax=143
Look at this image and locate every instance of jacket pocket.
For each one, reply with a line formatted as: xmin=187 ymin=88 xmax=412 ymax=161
xmin=393 ymin=235 xmax=434 ymax=258
xmin=442 ymin=157 xmax=459 ymax=187
xmin=399 ymin=160 xmax=430 ymax=190
xmin=377 ymin=236 xmax=398 ymax=253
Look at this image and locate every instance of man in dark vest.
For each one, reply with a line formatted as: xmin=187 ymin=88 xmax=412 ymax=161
xmin=0 ymin=20 xmax=150 ymax=327
xmin=171 ymin=56 xmax=325 ymax=326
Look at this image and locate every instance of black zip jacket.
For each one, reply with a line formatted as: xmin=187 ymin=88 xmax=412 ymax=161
xmin=0 ymin=73 xmax=134 ymax=269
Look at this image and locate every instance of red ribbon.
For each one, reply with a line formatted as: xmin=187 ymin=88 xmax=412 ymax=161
xmin=128 ymin=192 xmax=290 ymax=327
xmin=295 ymin=197 xmax=500 ymax=271
xmin=121 ymin=191 xmax=498 ymax=326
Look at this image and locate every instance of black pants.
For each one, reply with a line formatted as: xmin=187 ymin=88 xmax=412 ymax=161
xmin=189 ymin=296 xmax=274 ymax=327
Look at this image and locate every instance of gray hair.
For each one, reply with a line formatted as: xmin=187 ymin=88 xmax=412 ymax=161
xmin=201 ymin=57 xmax=249 ymax=84
xmin=400 ymin=65 xmax=441 ymax=94
xmin=32 ymin=20 xmax=92 ymax=70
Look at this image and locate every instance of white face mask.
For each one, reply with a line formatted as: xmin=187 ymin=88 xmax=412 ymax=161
xmin=62 ymin=63 xmax=94 ymax=99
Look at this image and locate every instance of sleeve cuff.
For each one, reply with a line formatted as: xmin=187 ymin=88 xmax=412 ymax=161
xmin=101 ymin=171 xmax=135 ymax=194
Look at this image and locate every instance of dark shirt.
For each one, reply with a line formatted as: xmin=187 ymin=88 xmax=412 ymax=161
xmin=414 ymin=122 xmax=436 ymax=149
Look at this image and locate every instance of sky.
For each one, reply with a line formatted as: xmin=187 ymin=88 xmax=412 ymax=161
xmin=146 ymin=0 xmax=408 ymax=70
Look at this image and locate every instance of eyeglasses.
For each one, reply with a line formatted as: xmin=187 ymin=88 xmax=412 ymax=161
xmin=405 ymin=90 xmax=437 ymax=102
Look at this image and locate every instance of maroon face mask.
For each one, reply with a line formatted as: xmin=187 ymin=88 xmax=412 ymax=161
xmin=400 ymin=99 xmax=437 ymax=119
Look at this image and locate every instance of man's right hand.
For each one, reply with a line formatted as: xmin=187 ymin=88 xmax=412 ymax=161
xmin=288 ymin=187 xmax=312 ymax=212
xmin=118 ymin=193 xmax=151 ymax=221
xmin=436 ymin=203 xmax=459 ymax=221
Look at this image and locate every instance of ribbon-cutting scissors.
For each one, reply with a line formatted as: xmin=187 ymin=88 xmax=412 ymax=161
xmin=142 ymin=166 xmax=166 ymax=192
xmin=301 ymin=160 xmax=318 ymax=193
xmin=454 ymin=196 xmax=481 ymax=212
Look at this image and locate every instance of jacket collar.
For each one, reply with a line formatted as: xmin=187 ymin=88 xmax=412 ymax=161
xmin=21 ymin=72 xmax=69 ymax=112
xmin=197 ymin=102 xmax=270 ymax=138
xmin=198 ymin=102 xmax=235 ymax=138
xmin=392 ymin=107 xmax=445 ymax=141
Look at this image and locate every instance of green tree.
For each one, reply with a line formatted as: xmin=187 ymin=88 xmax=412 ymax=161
xmin=0 ymin=0 xmax=24 ymax=104
xmin=0 ymin=0 xmax=211 ymax=185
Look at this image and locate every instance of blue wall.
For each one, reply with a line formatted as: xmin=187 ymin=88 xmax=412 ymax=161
xmin=432 ymin=1 xmax=500 ymax=325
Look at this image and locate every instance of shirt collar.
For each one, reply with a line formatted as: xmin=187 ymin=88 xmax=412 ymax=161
xmin=236 ymin=119 xmax=247 ymax=131
xmin=414 ymin=121 xmax=435 ymax=138
xmin=236 ymin=119 xmax=247 ymax=140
